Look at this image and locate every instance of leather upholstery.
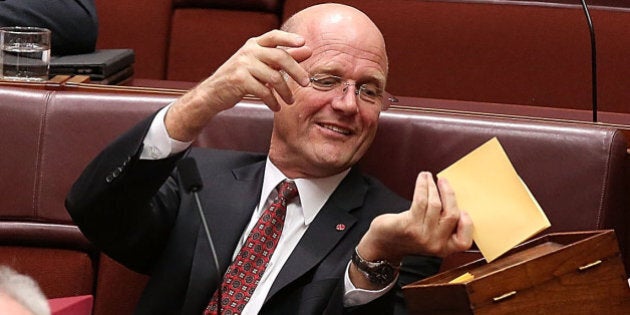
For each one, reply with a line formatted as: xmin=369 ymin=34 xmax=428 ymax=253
xmin=167 ymin=8 xmax=280 ymax=82
xmin=172 ymin=0 xmax=283 ymax=12
xmin=95 ymin=0 xmax=630 ymax=113
xmin=0 ymin=246 xmax=94 ymax=298
xmin=0 ymin=84 xmax=627 ymax=313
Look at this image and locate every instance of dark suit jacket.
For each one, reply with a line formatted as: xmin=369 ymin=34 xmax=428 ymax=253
xmin=66 ymin=114 xmax=440 ymax=314
xmin=0 ymin=0 xmax=98 ymax=55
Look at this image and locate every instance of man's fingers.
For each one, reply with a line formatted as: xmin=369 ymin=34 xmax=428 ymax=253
xmin=250 ymin=66 xmax=292 ymax=104
xmin=285 ymin=46 xmax=312 ymax=86
xmin=238 ymin=64 xmax=282 ymax=111
xmin=437 ymin=177 xmax=457 ymax=213
xmin=286 ymin=46 xmax=313 ymax=63
xmin=410 ymin=172 xmax=430 ymax=221
xmin=436 ymin=177 xmax=475 ymax=255
xmin=447 ymin=211 xmax=474 ymax=253
xmin=254 ymin=30 xmax=311 ymax=87
xmin=248 ymin=81 xmax=281 ymax=111
xmin=256 ymin=45 xmax=311 ymax=88
xmin=423 ymin=173 xmax=441 ymax=229
xmin=407 ymin=172 xmax=475 ymax=257
xmin=255 ymin=29 xmax=305 ymax=48
xmin=246 ymin=32 xmax=312 ymax=104
xmin=410 ymin=171 xmax=442 ymax=227
xmin=436 ymin=177 xmax=461 ymax=239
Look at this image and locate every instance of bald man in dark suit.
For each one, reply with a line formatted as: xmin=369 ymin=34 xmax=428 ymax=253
xmin=66 ymin=3 xmax=473 ymax=314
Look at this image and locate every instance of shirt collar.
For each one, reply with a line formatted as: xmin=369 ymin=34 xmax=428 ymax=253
xmin=260 ymin=159 xmax=350 ymax=225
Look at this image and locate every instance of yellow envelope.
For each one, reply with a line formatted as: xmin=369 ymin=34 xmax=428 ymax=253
xmin=437 ymin=137 xmax=551 ymax=262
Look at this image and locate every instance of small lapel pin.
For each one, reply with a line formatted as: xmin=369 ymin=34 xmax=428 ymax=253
xmin=335 ymin=224 xmax=346 ymax=231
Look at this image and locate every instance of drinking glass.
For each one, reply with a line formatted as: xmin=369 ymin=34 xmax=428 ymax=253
xmin=0 ymin=27 xmax=51 ymax=81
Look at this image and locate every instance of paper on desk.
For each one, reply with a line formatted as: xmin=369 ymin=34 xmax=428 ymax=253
xmin=437 ymin=137 xmax=550 ymax=262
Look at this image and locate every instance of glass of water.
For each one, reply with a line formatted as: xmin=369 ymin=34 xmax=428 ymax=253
xmin=0 ymin=27 xmax=51 ymax=81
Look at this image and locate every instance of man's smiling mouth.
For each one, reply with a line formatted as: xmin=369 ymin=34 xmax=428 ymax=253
xmin=318 ymin=123 xmax=352 ymax=135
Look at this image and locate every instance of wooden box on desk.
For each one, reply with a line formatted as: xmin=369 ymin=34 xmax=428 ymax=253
xmin=403 ymin=230 xmax=630 ymax=314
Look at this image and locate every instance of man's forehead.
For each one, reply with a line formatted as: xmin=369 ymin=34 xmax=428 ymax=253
xmin=303 ymin=41 xmax=388 ymax=80
xmin=291 ymin=5 xmax=389 ymax=80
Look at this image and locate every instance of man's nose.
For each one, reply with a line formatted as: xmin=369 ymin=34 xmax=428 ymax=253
xmin=331 ymin=84 xmax=360 ymax=114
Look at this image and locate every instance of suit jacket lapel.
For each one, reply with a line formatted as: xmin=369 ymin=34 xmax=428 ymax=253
xmin=266 ymin=168 xmax=367 ymax=300
xmin=181 ymin=159 xmax=266 ymax=314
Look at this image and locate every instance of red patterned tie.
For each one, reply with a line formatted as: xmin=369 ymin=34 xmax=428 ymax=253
xmin=205 ymin=180 xmax=299 ymax=315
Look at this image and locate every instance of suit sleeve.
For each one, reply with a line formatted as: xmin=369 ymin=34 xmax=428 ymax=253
xmin=65 ymin=112 xmax=186 ymax=274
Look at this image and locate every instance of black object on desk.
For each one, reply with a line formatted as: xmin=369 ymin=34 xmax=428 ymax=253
xmin=50 ymin=49 xmax=135 ymax=84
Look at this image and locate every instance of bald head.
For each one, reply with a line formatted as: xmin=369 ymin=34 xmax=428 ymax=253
xmin=281 ymin=3 xmax=388 ymax=75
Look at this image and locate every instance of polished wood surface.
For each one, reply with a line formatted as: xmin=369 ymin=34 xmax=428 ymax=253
xmin=404 ymin=230 xmax=630 ymax=314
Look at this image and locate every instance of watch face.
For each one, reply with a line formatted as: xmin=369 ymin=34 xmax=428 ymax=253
xmin=352 ymin=247 xmax=399 ymax=285
xmin=371 ymin=264 xmax=396 ymax=285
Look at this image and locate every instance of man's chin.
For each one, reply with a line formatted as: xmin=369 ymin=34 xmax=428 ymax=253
xmin=310 ymin=155 xmax=357 ymax=175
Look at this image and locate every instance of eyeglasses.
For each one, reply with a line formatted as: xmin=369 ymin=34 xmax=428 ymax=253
xmin=309 ymin=73 xmax=386 ymax=110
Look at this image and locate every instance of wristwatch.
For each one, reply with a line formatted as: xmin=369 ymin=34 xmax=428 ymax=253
xmin=351 ymin=246 xmax=401 ymax=286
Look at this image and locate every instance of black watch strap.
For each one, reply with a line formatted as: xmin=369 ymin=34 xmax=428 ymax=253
xmin=351 ymin=246 xmax=401 ymax=286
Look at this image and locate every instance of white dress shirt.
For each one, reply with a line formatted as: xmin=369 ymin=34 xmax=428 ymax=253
xmin=140 ymin=105 xmax=395 ymax=313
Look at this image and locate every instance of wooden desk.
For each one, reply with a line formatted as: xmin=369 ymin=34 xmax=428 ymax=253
xmin=404 ymin=230 xmax=630 ymax=314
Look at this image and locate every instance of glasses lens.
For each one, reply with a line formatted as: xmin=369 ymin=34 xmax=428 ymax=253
xmin=358 ymin=84 xmax=382 ymax=104
xmin=309 ymin=74 xmax=384 ymax=108
xmin=310 ymin=74 xmax=341 ymax=91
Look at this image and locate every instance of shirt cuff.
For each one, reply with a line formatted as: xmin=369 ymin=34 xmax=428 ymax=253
xmin=343 ymin=261 xmax=398 ymax=307
xmin=140 ymin=104 xmax=192 ymax=160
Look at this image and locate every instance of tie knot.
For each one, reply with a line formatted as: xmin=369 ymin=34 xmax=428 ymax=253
xmin=277 ymin=180 xmax=299 ymax=202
